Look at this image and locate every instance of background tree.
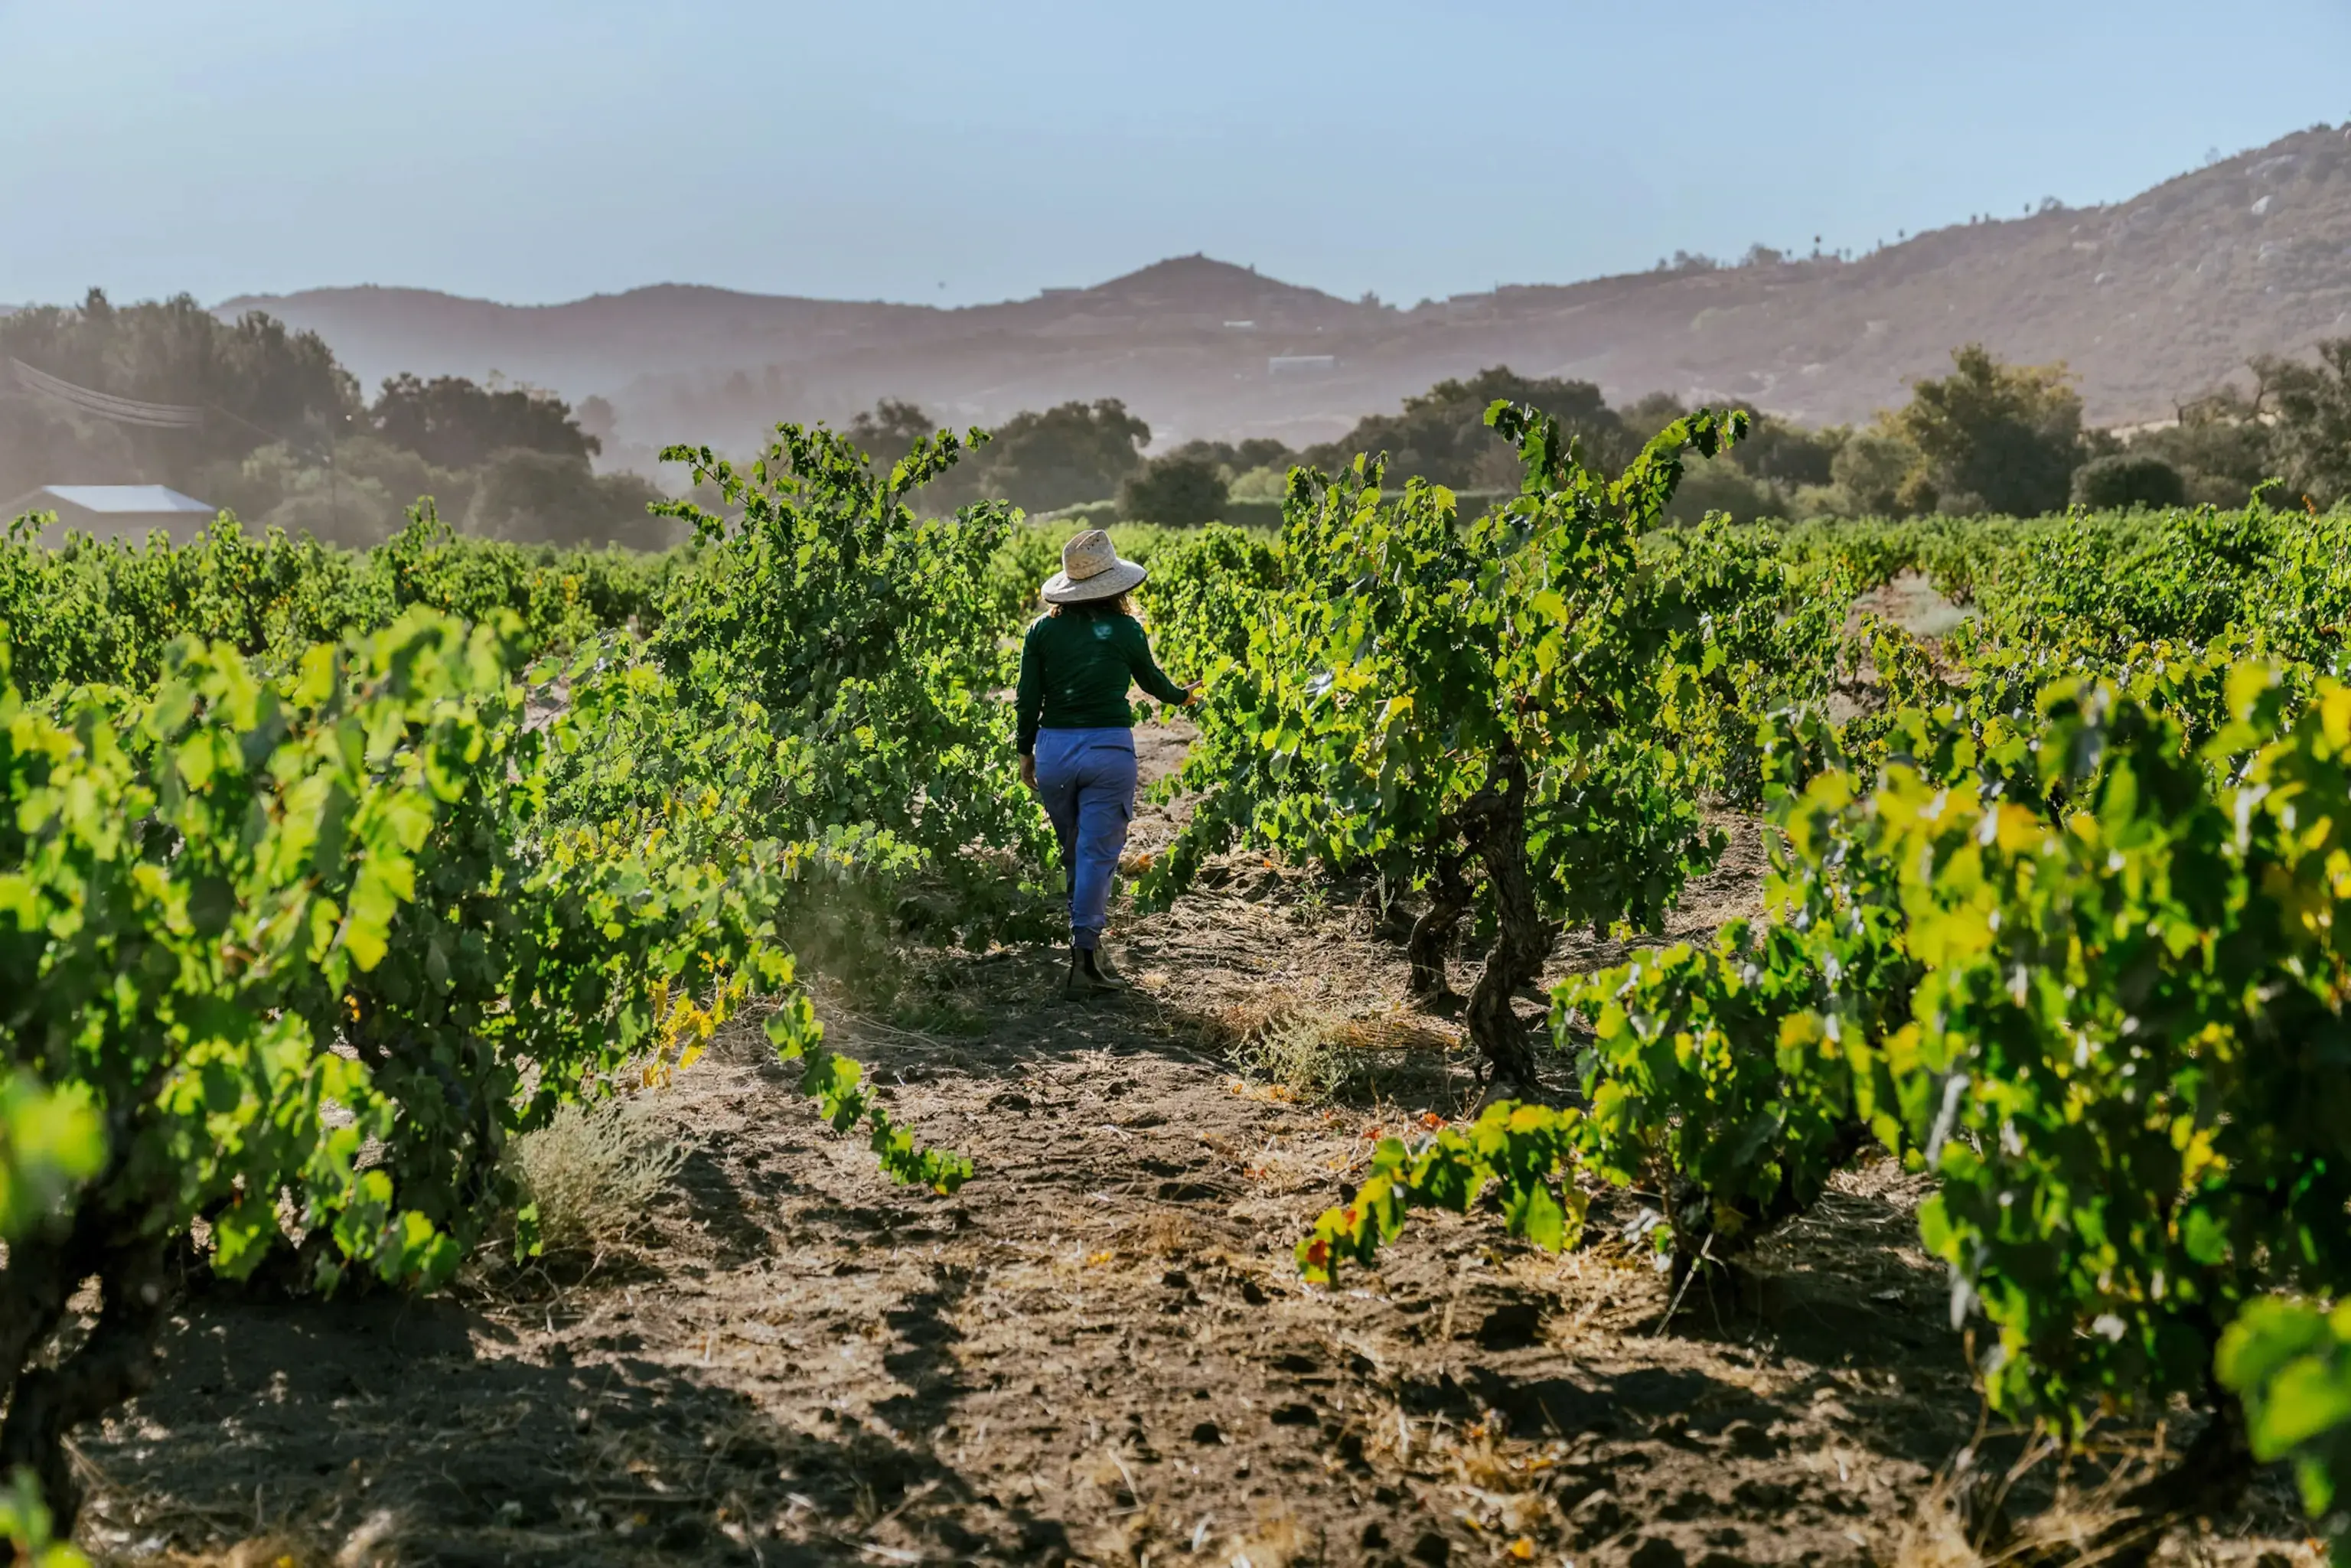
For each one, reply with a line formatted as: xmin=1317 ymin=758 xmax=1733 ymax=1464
xmin=575 ymin=394 xmax=620 ymax=451
xmin=1824 ymin=421 xmax=1929 ymax=517
xmin=1120 ymin=453 xmax=1229 ymax=524
xmin=846 ymin=397 xmax=936 ymax=472
xmin=0 ymin=289 xmax=357 ymax=497
xmin=1663 ymin=455 xmax=1785 ymax=525
xmin=0 ymin=290 xmax=697 ymax=548
xmin=1618 ymin=391 xmax=1691 ymax=441
xmin=465 ymin=448 xmax=671 ymax=549
xmin=2071 ymin=451 xmax=2187 ymax=510
xmin=369 ymin=373 xmax=598 ymax=471
xmin=1619 ymin=397 xmax=1839 ymax=523
xmin=2131 ymin=390 xmax=2274 ymax=507
xmin=1159 ymin=437 xmax=1297 ymax=510
xmin=1896 ymin=344 xmax=2083 ymax=516
xmin=943 ymin=398 xmax=1151 ymax=513
xmin=2258 ymin=339 xmax=2351 ymax=507
xmin=1228 ymin=464 xmax=1290 ymax=503
xmin=1304 ymin=367 xmax=1633 ymax=490
xmin=1163 ymin=436 xmax=1294 ymax=474
xmin=1732 ymin=414 xmax=1844 ymax=487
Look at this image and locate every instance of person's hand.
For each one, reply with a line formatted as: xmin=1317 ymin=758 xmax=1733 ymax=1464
xmin=1181 ymin=681 xmax=1204 ymax=706
xmin=1019 ymin=753 xmax=1037 ymax=790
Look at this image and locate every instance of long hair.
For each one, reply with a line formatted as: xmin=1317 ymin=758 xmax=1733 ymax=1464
xmin=1047 ymin=592 xmax=1132 ymax=619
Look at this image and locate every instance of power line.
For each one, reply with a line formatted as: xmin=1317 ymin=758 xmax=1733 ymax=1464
xmin=7 ymin=357 xmax=351 ymax=532
xmin=7 ymin=359 xmax=204 ymax=429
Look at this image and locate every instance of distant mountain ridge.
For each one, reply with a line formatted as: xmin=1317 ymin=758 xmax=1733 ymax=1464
xmin=216 ymin=125 xmax=2351 ymax=458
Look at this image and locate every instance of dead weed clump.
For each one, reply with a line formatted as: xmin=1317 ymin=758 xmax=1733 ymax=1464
xmin=1892 ymin=1476 xmax=2137 ymax=1568
xmin=1886 ymin=1441 xmax=2319 ymax=1568
xmin=504 ymin=1097 xmax=685 ymax=1257
xmin=1348 ymin=1400 xmax=1570 ymax=1551
xmin=1204 ymin=989 xmax=1462 ymax=1104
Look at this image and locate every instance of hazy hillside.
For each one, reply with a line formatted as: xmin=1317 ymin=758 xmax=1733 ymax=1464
xmin=219 ymin=125 xmax=2351 ymax=460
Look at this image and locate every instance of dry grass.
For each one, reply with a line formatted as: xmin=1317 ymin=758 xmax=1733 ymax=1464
xmin=1893 ymin=1488 xmax=2127 ymax=1568
xmin=502 ymin=1097 xmax=685 ymax=1257
xmin=1201 ymin=988 xmax=1462 ymax=1104
xmin=1348 ymin=1394 xmax=1574 ymax=1543
xmin=1885 ymin=1441 xmax=2323 ymax=1568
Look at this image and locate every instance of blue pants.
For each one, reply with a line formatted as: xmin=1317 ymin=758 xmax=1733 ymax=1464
xmin=1034 ymin=728 xmax=1137 ymax=951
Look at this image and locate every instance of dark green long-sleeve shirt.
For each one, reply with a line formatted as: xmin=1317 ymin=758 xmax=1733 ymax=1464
xmin=1015 ymin=610 xmax=1187 ymax=755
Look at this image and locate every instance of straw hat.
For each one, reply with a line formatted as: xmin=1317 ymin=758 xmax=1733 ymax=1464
xmin=1040 ymin=528 xmax=1148 ymax=604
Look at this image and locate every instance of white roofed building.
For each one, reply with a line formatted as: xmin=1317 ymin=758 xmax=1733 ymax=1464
xmin=5 ymin=485 xmax=218 ymax=546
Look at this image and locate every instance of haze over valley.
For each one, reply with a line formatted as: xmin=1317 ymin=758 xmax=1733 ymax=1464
xmin=197 ymin=122 xmax=2351 ymax=474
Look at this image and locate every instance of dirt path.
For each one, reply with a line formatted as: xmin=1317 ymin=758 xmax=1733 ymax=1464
xmin=72 ymin=722 xmax=2303 ymax=1567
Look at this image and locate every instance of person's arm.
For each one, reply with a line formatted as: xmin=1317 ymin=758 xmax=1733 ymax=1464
xmin=1015 ymin=621 xmax=1045 ymax=757
xmin=1119 ymin=617 xmax=1193 ymax=706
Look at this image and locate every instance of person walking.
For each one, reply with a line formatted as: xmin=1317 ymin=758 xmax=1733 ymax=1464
xmin=1016 ymin=528 xmax=1197 ymax=996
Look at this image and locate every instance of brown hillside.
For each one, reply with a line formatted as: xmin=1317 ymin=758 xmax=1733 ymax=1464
xmin=218 ymin=125 xmax=2351 ymax=457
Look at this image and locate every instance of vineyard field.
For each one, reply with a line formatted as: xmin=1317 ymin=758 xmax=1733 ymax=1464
xmin=6 ymin=412 xmax=2351 ymax=1568
xmin=79 ymin=758 xmax=1987 ymax=1568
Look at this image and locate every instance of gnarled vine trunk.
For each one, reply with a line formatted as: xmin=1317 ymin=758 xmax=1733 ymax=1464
xmin=1461 ymin=756 xmax=1551 ymax=1090
xmin=2072 ymin=1378 xmax=2255 ymax=1568
xmin=0 ymin=1205 xmax=172 ymax=1532
xmin=1939 ymin=1348 xmax=2255 ymax=1568
xmin=1405 ymin=855 xmax=1472 ymax=1002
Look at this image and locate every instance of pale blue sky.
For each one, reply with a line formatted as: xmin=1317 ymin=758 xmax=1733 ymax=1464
xmin=4 ymin=1 xmax=2346 ymax=309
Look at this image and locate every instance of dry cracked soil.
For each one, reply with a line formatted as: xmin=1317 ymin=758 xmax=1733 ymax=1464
xmin=70 ymin=718 xmax=2317 ymax=1568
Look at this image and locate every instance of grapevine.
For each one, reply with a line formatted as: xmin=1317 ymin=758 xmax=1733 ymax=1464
xmin=1146 ymin=401 xmax=1744 ymax=1083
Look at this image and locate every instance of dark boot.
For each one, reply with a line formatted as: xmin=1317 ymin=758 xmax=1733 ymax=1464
xmin=1065 ymin=944 xmax=1128 ymax=997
